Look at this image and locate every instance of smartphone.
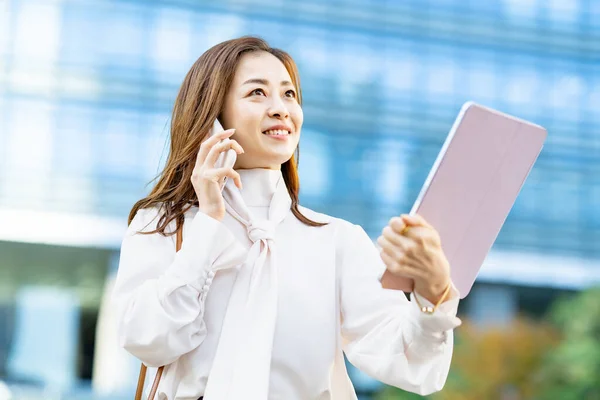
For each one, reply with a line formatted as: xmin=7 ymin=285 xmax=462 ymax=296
xmin=210 ymin=119 xmax=237 ymax=190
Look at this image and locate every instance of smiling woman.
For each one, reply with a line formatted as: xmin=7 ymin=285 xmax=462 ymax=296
xmin=128 ymin=37 xmax=322 ymax=230
xmin=112 ymin=36 xmax=462 ymax=400
xmin=221 ymin=51 xmax=303 ymax=170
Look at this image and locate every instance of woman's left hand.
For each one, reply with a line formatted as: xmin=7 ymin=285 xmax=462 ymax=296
xmin=377 ymin=214 xmax=451 ymax=304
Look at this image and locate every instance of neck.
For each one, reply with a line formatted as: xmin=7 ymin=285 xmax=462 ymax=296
xmin=237 ymin=168 xmax=282 ymax=207
xmin=236 ymin=166 xmax=281 ymax=171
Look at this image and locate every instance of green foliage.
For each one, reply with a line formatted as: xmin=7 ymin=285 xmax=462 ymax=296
xmin=535 ymin=287 xmax=600 ymax=400
xmin=376 ymin=318 xmax=558 ymax=400
xmin=375 ymin=286 xmax=600 ymax=400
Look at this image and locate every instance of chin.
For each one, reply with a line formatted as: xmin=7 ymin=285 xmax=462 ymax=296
xmin=261 ymin=152 xmax=295 ymax=168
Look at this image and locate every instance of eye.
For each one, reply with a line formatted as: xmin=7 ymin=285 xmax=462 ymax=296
xmin=250 ymin=88 xmax=266 ymax=96
xmin=285 ymin=89 xmax=296 ymax=98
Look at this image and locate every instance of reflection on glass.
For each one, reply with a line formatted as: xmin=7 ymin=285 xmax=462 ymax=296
xmin=14 ymin=2 xmax=61 ymax=63
xmin=152 ymin=8 xmax=193 ymax=76
xmin=297 ymin=129 xmax=330 ymax=198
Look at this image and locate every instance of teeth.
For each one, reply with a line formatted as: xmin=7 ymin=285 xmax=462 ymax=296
xmin=264 ymin=129 xmax=289 ymax=136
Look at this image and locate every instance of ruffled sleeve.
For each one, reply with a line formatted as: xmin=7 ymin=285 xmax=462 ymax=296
xmin=337 ymin=223 xmax=461 ymax=396
xmin=111 ymin=207 xmax=246 ymax=367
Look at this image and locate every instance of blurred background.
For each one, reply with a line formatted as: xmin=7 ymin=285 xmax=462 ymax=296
xmin=0 ymin=0 xmax=599 ymax=399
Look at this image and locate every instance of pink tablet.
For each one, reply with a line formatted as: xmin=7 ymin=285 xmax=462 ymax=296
xmin=381 ymin=102 xmax=547 ymax=299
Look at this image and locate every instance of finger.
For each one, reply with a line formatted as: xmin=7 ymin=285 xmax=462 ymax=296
xmin=379 ymin=235 xmax=423 ymax=268
xmin=389 ymin=256 xmax=425 ymax=280
xmin=401 ymin=213 xmax=432 ymax=229
xmin=379 ymin=239 xmax=418 ymax=270
xmin=204 ymin=167 xmax=242 ymax=188
xmin=205 ymin=139 xmax=243 ymax=168
xmin=380 ymin=227 xmax=412 ymax=250
xmin=196 ymin=128 xmax=236 ymax=165
xmin=388 ymin=216 xmax=408 ymax=234
xmin=402 ymin=225 xmax=438 ymax=246
xmin=381 ymin=232 xmax=426 ymax=266
xmin=400 ymin=225 xmax=427 ymax=240
xmin=230 ymin=139 xmax=244 ymax=154
xmin=379 ymin=249 xmax=401 ymax=271
xmin=376 ymin=235 xmax=392 ymax=253
xmin=230 ymin=169 xmax=243 ymax=189
xmin=380 ymin=251 xmax=423 ymax=279
xmin=218 ymin=138 xmax=244 ymax=155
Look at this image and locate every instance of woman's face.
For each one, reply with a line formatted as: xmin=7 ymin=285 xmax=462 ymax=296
xmin=221 ymin=51 xmax=303 ymax=170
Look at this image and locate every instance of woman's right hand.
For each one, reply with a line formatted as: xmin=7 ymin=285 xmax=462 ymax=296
xmin=192 ymin=128 xmax=244 ymax=221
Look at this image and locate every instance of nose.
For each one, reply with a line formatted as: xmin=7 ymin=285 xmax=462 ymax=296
xmin=267 ymin=96 xmax=289 ymax=120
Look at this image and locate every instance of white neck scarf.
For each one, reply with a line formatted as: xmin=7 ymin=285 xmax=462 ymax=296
xmin=203 ymin=173 xmax=292 ymax=399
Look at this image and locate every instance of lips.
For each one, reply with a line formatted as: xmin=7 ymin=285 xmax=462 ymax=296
xmin=262 ymin=124 xmax=292 ymax=136
xmin=263 ymin=129 xmax=290 ymax=136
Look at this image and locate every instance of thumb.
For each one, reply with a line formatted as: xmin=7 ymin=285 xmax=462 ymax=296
xmin=401 ymin=213 xmax=430 ymax=228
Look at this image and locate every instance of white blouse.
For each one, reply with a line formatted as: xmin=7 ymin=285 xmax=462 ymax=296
xmin=112 ymin=169 xmax=461 ymax=400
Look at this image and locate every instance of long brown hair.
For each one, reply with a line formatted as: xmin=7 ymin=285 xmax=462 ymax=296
xmin=129 ymin=36 xmax=327 ymax=234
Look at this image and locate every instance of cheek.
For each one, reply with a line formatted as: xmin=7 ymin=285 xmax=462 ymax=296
xmin=292 ymin=105 xmax=304 ymax=130
xmin=229 ymin=105 xmax=262 ymax=144
xmin=238 ymin=103 xmax=265 ymax=129
xmin=220 ymin=102 xmax=235 ymax=130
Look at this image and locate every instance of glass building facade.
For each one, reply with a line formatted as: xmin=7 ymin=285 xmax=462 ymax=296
xmin=0 ymin=0 xmax=599 ymax=394
xmin=1 ymin=0 xmax=599 ymax=258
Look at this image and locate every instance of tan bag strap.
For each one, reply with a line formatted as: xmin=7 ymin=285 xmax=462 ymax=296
xmin=134 ymin=218 xmax=183 ymax=400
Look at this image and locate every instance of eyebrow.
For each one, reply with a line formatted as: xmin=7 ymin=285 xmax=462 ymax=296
xmin=241 ymin=78 xmax=293 ymax=87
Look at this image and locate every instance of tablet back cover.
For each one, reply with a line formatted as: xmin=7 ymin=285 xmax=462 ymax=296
xmin=411 ymin=102 xmax=547 ymax=298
